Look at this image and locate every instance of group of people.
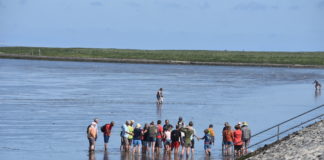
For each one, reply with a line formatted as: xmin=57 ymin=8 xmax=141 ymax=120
xmin=222 ymin=122 xmax=251 ymax=157
xmin=119 ymin=117 xmax=215 ymax=157
xmin=86 ymin=117 xmax=252 ymax=158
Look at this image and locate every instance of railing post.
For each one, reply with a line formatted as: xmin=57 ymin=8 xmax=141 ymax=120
xmin=277 ymin=125 xmax=280 ymax=141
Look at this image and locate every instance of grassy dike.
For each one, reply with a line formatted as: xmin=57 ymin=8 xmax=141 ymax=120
xmin=0 ymin=47 xmax=324 ymax=67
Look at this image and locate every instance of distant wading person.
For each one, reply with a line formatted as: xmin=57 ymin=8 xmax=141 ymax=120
xmin=314 ymin=80 xmax=321 ymax=90
xmin=156 ymin=88 xmax=164 ymax=104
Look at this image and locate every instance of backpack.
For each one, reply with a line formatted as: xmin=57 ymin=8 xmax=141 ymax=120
xmin=204 ymin=134 xmax=211 ymax=143
xmin=86 ymin=124 xmax=91 ymax=134
xmin=149 ymin=126 xmax=157 ymax=138
xmin=101 ymin=124 xmax=107 ymax=132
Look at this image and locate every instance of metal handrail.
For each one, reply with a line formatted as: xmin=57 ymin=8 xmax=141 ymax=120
xmin=248 ymin=104 xmax=324 ymax=149
xmin=248 ymin=114 xmax=323 ymax=148
xmin=251 ymin=104 xmax=324 ymax=138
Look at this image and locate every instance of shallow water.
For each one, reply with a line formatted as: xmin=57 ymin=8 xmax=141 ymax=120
xmin=0 ymin=59 xmax=323 ymax=160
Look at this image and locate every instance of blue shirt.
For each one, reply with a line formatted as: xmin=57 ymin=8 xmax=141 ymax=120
xmin=121 ymin=124 xmax=129 ymax=138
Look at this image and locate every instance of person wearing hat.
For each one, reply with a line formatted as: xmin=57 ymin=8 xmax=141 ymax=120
xmin=88 ymin=122 xmax=98 ymax=152
xmin=132 ymin=123 xmax=142 ymax=154
xmin=128 ymin=120 xmax=135 ymax=150
xmin=121 ymin=120 xmax=132 ymax=151
xmin=241 ymin=122 xmax=251 ymax=154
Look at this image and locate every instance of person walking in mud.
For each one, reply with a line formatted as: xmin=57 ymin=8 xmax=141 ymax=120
xmin=314 ymin=80 xmax=321 ymax=90
xmin=156 ymin=88 xmax=164 ymax=104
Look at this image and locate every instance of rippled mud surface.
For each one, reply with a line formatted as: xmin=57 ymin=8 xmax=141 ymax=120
xmin=0 ymin=59 xmax=323 ymax=160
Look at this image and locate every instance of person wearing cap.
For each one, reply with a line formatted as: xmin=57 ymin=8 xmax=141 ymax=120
xmin=121 ymin=121 xmax=132 ymax=151
xmin=88 ymin=122 xmax=98 ymax=152
xmin=93 ymin=118 xmax=99 ymax=139
xmin=241 ymin=122 xmax=251 ymax=154
xmin=128 ymin=120 xmax=135 ymax=150
xmin=102 ymin=121 xmax=114 ymax=151
xmin=132 ymin=123 xmax=142 ymax=154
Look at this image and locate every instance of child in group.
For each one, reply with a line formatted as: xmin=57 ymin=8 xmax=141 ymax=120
xmin=164 ymin=126 xmax=172 ymax=153
xmin=198 ymin=129 xmax=212 ymax=156
xmin=208 ymin=124 xmax=215 ymax=145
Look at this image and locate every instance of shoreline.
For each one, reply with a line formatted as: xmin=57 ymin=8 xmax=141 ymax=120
xmin=1 ymin=53 xmax=324 ymax=68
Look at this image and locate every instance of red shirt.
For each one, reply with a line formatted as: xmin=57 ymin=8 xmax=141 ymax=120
xmin=104 ymin=124 xmax=113 ymax=136
xmin=156 ymin=125 xmax=163 ymax=138
xmin=233 ymin=129 xmax=243 ymax=145
xmin=223 ymin=130 xmax=233 ymax=142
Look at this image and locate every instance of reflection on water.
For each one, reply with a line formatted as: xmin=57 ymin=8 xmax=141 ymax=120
xmin=103 ymin=151 xmax=109 ymax=160
xmin=156 ymin=103 xmax=162 ymax=117
xmin=315 ymin=90 xmax=321 ymax=99
xmin=89 ymin=152 xmax=96 ymax=160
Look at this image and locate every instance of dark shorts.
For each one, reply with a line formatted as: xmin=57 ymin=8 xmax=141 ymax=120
xmin=156 ymin=138 xmax=162 ymax=148
xmin=224 ymin=141 xmax=233 ymax=145
xmin=243 ymin=139 xmax=250 ymax=148
xmin=88 ymin=137 xmax=96 ymax=145
xmin=142 ymin=140 xmax=148 ymax=147
xmin=204 ymin=144 xmax=211 ymax=150
xmin=191 ymin=139 xmax=195 ymax=149
xmin=234 ymin=145 xmax=243 ymax=151
xmin=148 ymin=137 xmax=156 ymax=142
xmin=104 ymin=135 xmax=110 ymax=143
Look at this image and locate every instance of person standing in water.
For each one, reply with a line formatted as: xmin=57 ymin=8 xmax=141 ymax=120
xmin=87 ymin=122 xmax=98 ymax=152
xmin=102 ymin=121 xmax=115 ymax=151
xmin=156 ymin=88 xmax=164 ymax=104
xmin=314 ymin=80 xmax=321 ymax=90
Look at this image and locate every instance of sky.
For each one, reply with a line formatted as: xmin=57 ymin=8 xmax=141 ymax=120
xmin=0 ymin=0 xmax=324 ymax=51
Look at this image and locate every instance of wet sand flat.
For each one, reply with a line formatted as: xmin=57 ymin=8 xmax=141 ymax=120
xmin=0 ymin=59 xmax=323 ymax=160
